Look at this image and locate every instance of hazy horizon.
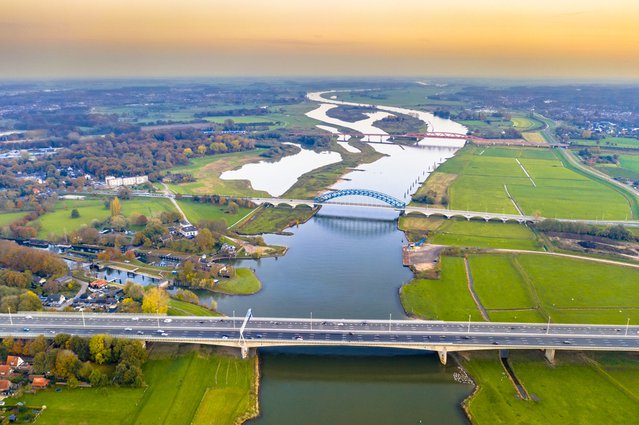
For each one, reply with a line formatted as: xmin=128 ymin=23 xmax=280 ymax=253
xmin=2 ymin=0 xmax=638 ymax=80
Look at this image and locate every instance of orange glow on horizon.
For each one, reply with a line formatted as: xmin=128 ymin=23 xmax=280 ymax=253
xmin=1 ymin=0 xmax=638 ymax=78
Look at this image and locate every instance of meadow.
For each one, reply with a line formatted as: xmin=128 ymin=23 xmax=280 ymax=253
xmin=401 ymin=252 xmax=639 ymax=325
xmin=236 ymin=206 xmax=316 ymax=234
xmin=165 ymin=150 xmax=270 ymax=197
xmin=570 ymin=137 xmax=639 ymax=149
xmin=596 ymin=153 xmax=639 ymax=181
xmin=400 ymin=256 xmax=484 ymax=321
xmin=17 ymin=345 xmax=257 ymax=425
xmin=427 ymin=219 xmax=541 ymax=250
xmin=432 ymin=146 xmax=632 ymax=219
xmin=176 ymin=199 xmax=253 ymax=227
xmin=34 ymin=197 xmax=177 ymax=238
xmin=464 ymin=351 xmax=639 ymax=425
xmin=0 ymin=211 xmax=27 ymax=226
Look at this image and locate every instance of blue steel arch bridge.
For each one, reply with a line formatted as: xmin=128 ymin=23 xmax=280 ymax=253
xmin=314 ymin=189 xmax=406 ymax=209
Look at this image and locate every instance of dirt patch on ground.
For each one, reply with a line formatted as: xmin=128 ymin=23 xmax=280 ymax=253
xmin=403 ymin=244 xmax=444 ymax=270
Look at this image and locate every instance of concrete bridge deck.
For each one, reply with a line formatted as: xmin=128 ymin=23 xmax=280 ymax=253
xmin=3 ymin=314 xmax=639 ymax=364
xmin=247 ymin=197 xmax=639 ymax=227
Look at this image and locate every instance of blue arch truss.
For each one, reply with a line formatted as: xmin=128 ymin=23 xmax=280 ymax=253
xmin=314 ymin=189 xmax=406 ymax=209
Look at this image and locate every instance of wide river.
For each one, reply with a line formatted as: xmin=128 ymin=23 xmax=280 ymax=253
xmin=207 ymin=90 xmax=473 ymax=424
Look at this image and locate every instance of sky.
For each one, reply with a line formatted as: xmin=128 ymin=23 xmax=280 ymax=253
xmin=1 ymin=0 xmax=638 ymax=79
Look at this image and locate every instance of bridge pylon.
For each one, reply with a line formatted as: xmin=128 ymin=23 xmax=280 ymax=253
xmin=438 ymin=349 xmax=448 ymax=365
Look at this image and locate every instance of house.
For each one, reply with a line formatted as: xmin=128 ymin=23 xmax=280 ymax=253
xmin=31 ymin=376 xmax=50 ymax=390
xmin=179 ymin=223 xmax=198 ymax=238
xmin=90 ymin=279 xmax=108 ymax=289
xmin=46 ymin=294 xmax=66 ymax=306
xmin=6 ymin=356 xmax=24 ymax=369
xmin=105 ymin=175 xmax=148 ymax=188
xmin=0 ymin=380 xmax=12 ymax=395
xmin=0 ymin=365 xmax=12 ymax=378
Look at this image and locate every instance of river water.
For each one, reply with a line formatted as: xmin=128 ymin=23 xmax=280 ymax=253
xmin=208 ymin=89 xmax=472 ymax=423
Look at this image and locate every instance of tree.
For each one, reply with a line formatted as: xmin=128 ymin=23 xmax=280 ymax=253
xmin=70 ymin=208 xmax=80 ymax=218
xmin=195 ymin=228 xmax=215 ymax=252
xmin=54 ymin=349 xmax=80 ymax=379
xmin=24 ymin=335 xmax=47 ymax=356
xmin=68 ymin=336 xmax=91 ymax=361
xmin=110 ymin=197 xmax=121 ymax=217
xmin=18 ymin=291 xmax=42 ymax=311
xmin=89 ymin=334 xmax=113 ymax=365
xmin=113 ymin=362 xmax=144 ymax=386
xmin=142 ymin=287 xmax=169 ymax=314
xmin=123 ymin=281 xmax=145 ymax=302
xmin=227 ymin=201 xmax=239 ymax=214
xmin=110 ymin=215 xmax=127 ymax=231
xmin=197 ymin=144 xmax=207 ymax=155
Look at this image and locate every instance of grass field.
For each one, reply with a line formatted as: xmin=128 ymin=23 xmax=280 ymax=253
xmin=521 ymin=132 xmax=546 ymax=144
xmin=400 ymin=256 xmax=484 ymax=321
xmin=596 ymin=154 xmax=639 ymax=181
xmin=168 ymin=298 xmax=218 ymax=316
xmin=428 ymin=220 xmax=541 ymax=250
xmin=464 ymin=351 xmax=639 ymax=425
xmin=35 ymin=198 xmax=177 ymax=238
xmin=166 ymin=150 xmax=270 ymax=197
xmin=469 ymin=255 xmax=535 ymax=310
xmin=511 ymin=116 xmax=544 ymax=132
xmin=214 ymin=268 xmax=261 ymax=295
xmin=570 ymin=137 xmax=639 ymax=149
xmin=0 ymin=211 xmax=27 ymax=226
xmin=176 ymin=199 xmax=253 ymax=227
xmin=402 ymin=251 xmax=639 ymax=324
xmin=432 ymin=146 xmax=632 ymax=219
xmin=236 ymin=206 xmax=316 ymax=234
xmin=16 ymin=345 xmax=258 ymax=425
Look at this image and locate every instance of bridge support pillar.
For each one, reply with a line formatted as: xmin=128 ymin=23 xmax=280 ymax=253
xmin=240 ymin=346 xmax=249 ymax=359
xmin=438 ymin=350 xmax=447 ymax=366
xmin=544 ymin=348 xmax=555 ymax=363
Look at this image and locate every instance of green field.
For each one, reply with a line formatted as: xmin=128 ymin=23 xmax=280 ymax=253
xmin=166 ymin=150 xmax=270 ymax=197
xmin=176 ymin=199 xmax=253 ymax=227
xmin=570 ymin=137 xmax=639 ymax=149
xmin=511 ymin=116 xmax=544 ymax=132
xmin=214 ymin=268 xmax=261 ymax=295
xmin=35 ymin=198 xmax=178 ymax=238
xmin=464 ymin=351 xmax=639 ymax=425
xmin=168 ymin=298 xmax=218 ymax=316
xmin=402 ymin=252 xmax=639 ymax=324
xmin=431 ymin=146 xmax=632 ymax=219
xmin=17 ymin=345 xmax=257 ymax=425
xmin=331 ymin=86 xmax=464 ymax=108
xmin=469 ymin=255 xmax=535 ymax=310
xmin=0 ymin=211 xmax=27 ymax=226
xmin=400 ymin=256 xmax=484 ymax=321
xmin=596 ymin=154 xmax=639 ymax=181
xmin=204 ymin=115 xmax=276 ymax=124
xmin=236 ymin=206 xmax=316 ymax=234
xmin=428 ymin=220 xmax=541 ymax=250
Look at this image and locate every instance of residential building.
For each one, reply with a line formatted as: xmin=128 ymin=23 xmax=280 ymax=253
xmin=105 ymin=175 xmax=149 ymax=188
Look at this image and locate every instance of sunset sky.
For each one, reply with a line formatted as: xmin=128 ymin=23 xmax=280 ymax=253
xmin=1 ymin=0 xmax=638 ymax=79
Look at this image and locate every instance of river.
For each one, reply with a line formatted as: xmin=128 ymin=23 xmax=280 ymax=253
xmin=208 ymin=89 xmax=472 ymax=423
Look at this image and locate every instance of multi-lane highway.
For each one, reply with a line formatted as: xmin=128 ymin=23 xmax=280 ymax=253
xmin=2 ymin=313 xmax=639 ymax=364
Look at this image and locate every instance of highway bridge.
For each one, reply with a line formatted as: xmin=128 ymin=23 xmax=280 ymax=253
xmin=3 ymin=313 xmax=639 ymax=365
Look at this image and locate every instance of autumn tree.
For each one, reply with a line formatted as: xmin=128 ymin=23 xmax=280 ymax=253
xmin=110 ymin=197 xmax=121 ymax=217
xmin=142 ymin=287 xmax=169 ymax=314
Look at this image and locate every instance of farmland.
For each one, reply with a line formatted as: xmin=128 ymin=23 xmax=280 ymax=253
xmin=428 ymin=146 xmax=632 ymax=219
xmin=401 ymin=252 xmax=639 ymax=325
xmin=463 ymin=351 xmax=639 ymax=425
